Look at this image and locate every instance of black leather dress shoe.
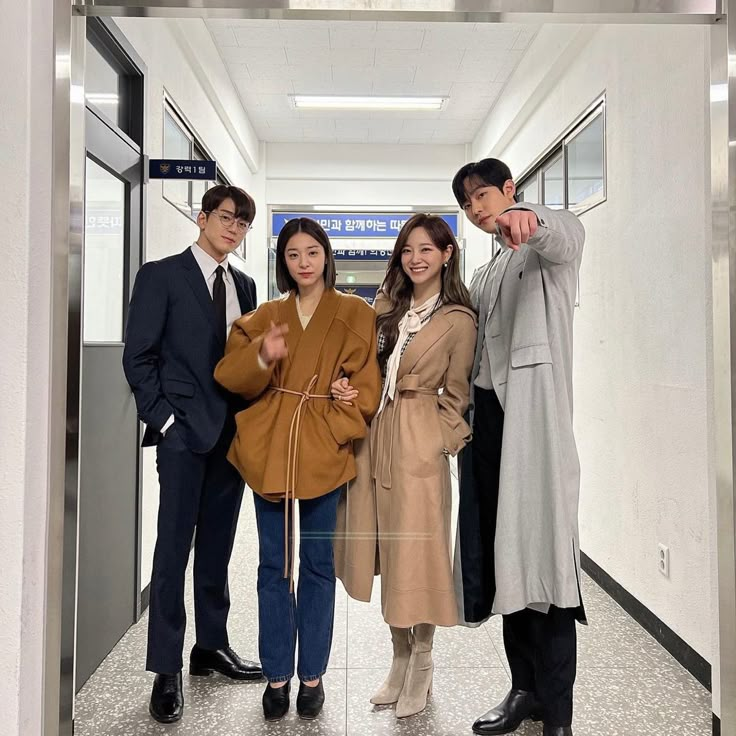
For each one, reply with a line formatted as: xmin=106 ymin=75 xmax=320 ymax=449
xmin=189 ymin=644 xmax=263 ymax=680
xmin=263 ymin=681 xmax=291 ymax=721
xmin=149 ymin=672 xmax=183 ymax=724
xmin=472 ymin=689 xmax=542 ymax=735
xmin=543 ymin=726 xmax=573 ymax=736
xmin=297 ymin=680 xmax=325 ymax=720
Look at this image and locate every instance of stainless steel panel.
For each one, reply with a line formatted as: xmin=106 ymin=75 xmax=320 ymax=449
xmin=73 ymin=0 xmax=722 ymax=23
xmin=712 ymin=8 xmax=736 ymax=736
xmin=48 ymin=6 xmax=86 ymax=736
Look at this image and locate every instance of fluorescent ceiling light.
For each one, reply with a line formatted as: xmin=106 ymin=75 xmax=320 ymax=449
xmin=292 ymin=95 xmax=445 ymax=111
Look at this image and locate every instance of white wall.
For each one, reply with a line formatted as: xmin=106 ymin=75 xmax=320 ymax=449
xmin=473 ymin=25 xmax=714 ymax=665
xmin=0 ymin=0 xmax=53 ymax=733
xmin=114 ymin=17 xmax=267 ymax=593
xmin=265 ymin=142 xmax=466 ymax=273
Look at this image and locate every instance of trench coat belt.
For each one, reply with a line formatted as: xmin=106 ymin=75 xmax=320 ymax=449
xmin=374 ymin=374 xmax=440 ymax=490
xmin=270 ymin=375 xmax=331 ymax=591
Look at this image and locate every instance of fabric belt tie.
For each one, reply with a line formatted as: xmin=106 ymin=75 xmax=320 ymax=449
xmin=270 ymin=375 xmax=331 ymax=591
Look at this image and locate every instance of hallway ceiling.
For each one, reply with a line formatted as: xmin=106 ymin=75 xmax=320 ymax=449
xmin=205 ymin=19 xmax=538 ymax=145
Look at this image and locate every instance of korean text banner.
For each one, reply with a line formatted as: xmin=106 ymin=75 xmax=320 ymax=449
xmin=271 ymin=212 xmax=459 ymax=238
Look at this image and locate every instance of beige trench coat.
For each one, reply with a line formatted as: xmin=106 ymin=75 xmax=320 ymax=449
xmin=335 ymin=302 xmax=477 ymax=627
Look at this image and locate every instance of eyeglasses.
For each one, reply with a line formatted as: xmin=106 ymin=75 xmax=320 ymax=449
xmin=206 ymin=210 xmax=252 ymax=233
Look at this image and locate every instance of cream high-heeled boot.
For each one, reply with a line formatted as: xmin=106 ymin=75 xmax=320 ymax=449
xmin=370 ymin=626 xmax=412 ymax=705
xmin=395 ymin=623 xmax=435 ymax=718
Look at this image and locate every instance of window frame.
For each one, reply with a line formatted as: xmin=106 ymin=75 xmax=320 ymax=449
xmin=516 ymin=94 xmax=607 ymax=216
xmin=161 ymin=94 xmax=233 ymax=225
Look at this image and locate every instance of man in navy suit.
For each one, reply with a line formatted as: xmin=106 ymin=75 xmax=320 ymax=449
xmin=123 ymin=185 xmax=262 ymax=724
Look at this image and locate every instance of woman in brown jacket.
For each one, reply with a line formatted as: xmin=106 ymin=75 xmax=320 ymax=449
xmin=332 ymin=214 xmax=477 ymax=719
xmin=214 ymin=218 xmax=380 ymax=722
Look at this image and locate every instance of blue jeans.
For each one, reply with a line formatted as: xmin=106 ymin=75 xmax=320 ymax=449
xmin=253 ymin=488 xmax=341 ymax=682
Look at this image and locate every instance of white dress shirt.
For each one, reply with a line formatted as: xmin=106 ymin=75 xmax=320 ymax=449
xmin=161 ymin=242 xmax=242 ymax=435
xmin=190 ymin=241 xmax=241 ymax=336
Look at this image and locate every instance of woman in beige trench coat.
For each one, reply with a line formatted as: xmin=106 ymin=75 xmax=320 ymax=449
xmin=332 ymin=214 xmax=477 ymax=719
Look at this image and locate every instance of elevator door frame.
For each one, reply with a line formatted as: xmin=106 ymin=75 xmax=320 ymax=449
xmin=50 ymin=2 xmax=736 ymax=736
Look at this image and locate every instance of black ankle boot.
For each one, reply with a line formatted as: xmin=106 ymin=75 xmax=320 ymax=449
xmin=544 ymin=726 xmax=573 ymax=736
xmin=472 ymin=689 xmax=542 ymax=734
xmin=149 ymin=672 xmax=183 ymax=724
xmin=262 ymin=681 xmax=290 ymax=721
xmin=297 ymin=679 xmax=325 ymax=720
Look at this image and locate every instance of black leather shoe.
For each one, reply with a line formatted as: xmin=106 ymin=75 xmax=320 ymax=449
xmin=297 ymin=679 xmax=325 ymax=720
xmin=263 ymin=681 xmax=291 ymax=721
xmin=149 ymin=672 xmax=183 ymax=724
xmin=472 ymin=689 xmax=542 ymax=735
xmin=189 ymin=644 xmax=263 ymax=680
xmin=543 ymin=726 xmax=573 ymax=736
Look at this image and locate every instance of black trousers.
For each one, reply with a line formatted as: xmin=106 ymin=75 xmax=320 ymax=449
xmin=504 ymin=606 xmax=577 ymax=726
xmin=474 ymin=387 xmax=577 ymax=727
xmin=146 ymin=421 xmax=244 ymax=674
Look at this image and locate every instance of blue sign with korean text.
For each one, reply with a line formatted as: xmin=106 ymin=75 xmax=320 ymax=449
xmin=271 ymin=212 xmax=459 ymax=239
xmin=333 ymin=248 xmax=394 ymax=260
xmin=149 ymin=159 xmax=217 ymax=180
xmin=336 ymin=285 xmax=379 ymax=305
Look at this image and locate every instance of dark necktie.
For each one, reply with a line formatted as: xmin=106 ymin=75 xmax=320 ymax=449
xmin=213 ymin=265 xmax=227 ymax=344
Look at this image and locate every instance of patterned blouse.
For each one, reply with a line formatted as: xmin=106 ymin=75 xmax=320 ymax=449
xmin=377 ymin=311 xmax=434 ymax=379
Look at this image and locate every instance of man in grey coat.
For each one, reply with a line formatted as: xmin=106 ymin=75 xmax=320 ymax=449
xmin=452 ymin=159 xmax=585 ymax=736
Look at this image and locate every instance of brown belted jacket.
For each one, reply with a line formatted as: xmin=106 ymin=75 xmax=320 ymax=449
xmin=214 ymin=288 xmax=381 ymax=501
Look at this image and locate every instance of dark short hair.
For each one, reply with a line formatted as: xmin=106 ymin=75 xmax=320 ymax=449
xmin=275 ymin=218 xmax=337 ymax=293
xmin=452 ymin=158 xmax=515 ymax=207
xmin=201 ymin=185 xmax=256 ymax=223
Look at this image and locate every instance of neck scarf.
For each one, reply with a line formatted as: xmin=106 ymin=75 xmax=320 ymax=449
xmin=377 ymin=293 xmax=441 ymax=415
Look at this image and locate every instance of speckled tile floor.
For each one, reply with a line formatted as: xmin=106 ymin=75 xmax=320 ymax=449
xmin=75 ymin=480 xmax=712 ymax=735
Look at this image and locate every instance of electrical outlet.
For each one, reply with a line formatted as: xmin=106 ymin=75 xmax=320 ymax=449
xmin=658 ymin=544 xmax=670 ymax=577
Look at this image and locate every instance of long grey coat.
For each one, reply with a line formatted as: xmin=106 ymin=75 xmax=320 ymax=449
xmin=453 ymin=202 xmax=586 ymax=622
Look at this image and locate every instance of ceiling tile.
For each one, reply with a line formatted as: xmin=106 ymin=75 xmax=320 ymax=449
xmin=226 ymin=62 xmax=251 ymax=79
xmin=374 ymin=28 xmax=425 ymax=50
xmin=231 ymin=28 xmax=285 ymax=49
xmin=412 ymin=68 xmax=461 ymax=91
xmin=242 ymin=77 xmax=295 ymax=95
xmin=421 ymin=26 xmax=476 ymax=49
xmin=330 ymin=48 xmax=376 ymax=67
xmin=285 ymin=47 xmax=331 ymax=66
xmin=378 ymin=109 xmax=442 ymax=121
xmin=208 ymin=18 xmax=537 ymax=146
xmin=287 ymin=65 xmax=334 ymax=85
xmin=329 ymin=27 xmax=376 ymax=50
xmin=513 ymin=27 xmax=538 ymax=49
xmin=373 ymin=49 xmax=416 ymax=69
xmin=209 ymin=28 xmax=238 ymax=47
xmin=471 ymin=25 xmax=523 ymax=49
xmin=244 ymin=63 xmax=291 ymax=81
xmin=282 ymin=26 xmax=331 ymax=48
xmin=372 ymin=66 xmax=416 ymax=88
xmin=222 ymin=46 xmax=288 ymax=65
xmin=328 ymin=20 xmax=377 ymax=32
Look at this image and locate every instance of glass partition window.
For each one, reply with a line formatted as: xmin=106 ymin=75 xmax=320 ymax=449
xmin=515 ymin=99 xmax=606 ymax=216
xmin=518 ymin=173 xmax=540 ymax=204
xmin=566 ymin=112 xmax=605 ymax=211
xmin=542 ymin=155 xmax=565 ymax=210
xmin=84 ymin=157 xmax=126 ymax=343
xmin=163 ymin=103 xmax=228 ymax=223
xmin=85 ymin=40 xmax=122 ymax=130
xmin=163 ymin=109 xmax=191 ymax=214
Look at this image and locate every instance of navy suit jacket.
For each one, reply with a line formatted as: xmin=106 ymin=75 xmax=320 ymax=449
xmin=122 ymin=247 xmax=257 ymax=454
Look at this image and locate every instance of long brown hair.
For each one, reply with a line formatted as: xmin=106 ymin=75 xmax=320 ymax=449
xmin=376 ymin=214 xmax=474 ymax=373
